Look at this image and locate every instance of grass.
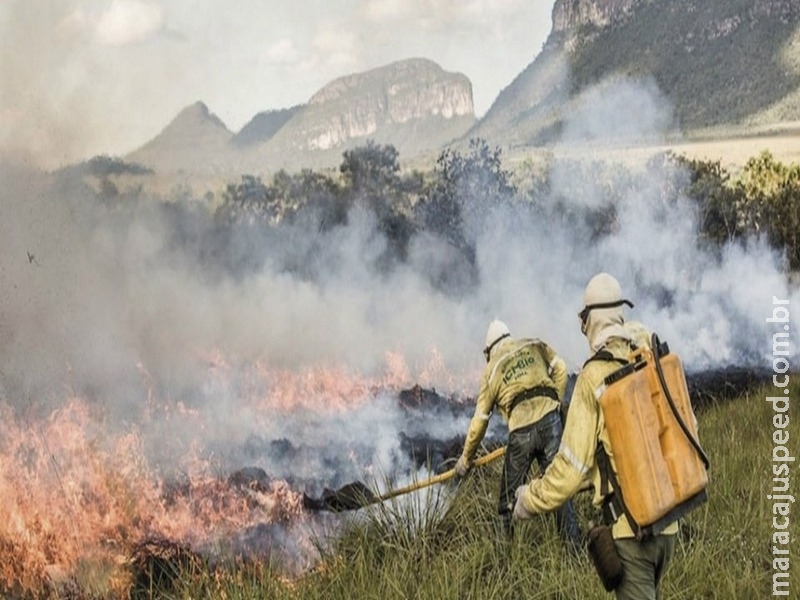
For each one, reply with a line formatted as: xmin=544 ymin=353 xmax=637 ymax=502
xmin=119 ymin=378 xmax=800 ymax=598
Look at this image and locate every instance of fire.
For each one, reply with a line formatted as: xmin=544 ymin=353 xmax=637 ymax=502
xmin=0 ymin=394 xmax=307 ymax=596
xmin=0 ymin=348 xmax=474 ymax=597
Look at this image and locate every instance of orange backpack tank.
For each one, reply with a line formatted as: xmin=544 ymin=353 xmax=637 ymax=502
xmin=595 ymin=334 xmax=709 ymax=539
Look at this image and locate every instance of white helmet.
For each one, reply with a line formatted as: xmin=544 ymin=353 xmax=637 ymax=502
xmin=579 ymin=273 xmax=633 ymax=333
xmin=484 ymin=319 xmax=511 ymax=360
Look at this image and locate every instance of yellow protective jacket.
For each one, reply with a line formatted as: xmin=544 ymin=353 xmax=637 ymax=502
xmin=460 ymin=337 xmax=567 ymax=463
xmin=519 ymin=328 xmax=678 ymax=539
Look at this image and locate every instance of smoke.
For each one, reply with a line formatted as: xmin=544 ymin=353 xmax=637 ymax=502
xmin=466 ymin=75 xmax=800 ymax=373
xmin=0 ymin=72 xmax=798 ymax=520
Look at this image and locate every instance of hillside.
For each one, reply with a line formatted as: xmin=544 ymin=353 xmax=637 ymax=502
xmin=119 ymin=1 xmax=800 ymax=189
xmin=126 ymin=102 xmax=235 ymax=174
xmin=231 ymin=107 xmax=302 ymax=148
xmin=125 ymin=58 xmax=475 ymax=177
xmin=468 ymin=0 xmax=800 ymax=152
xmin=246 ymin=57 xmax=475 ymax=171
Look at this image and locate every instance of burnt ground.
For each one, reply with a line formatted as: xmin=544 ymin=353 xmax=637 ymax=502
xmin=227 ymin=366 xmax=771 ymax=503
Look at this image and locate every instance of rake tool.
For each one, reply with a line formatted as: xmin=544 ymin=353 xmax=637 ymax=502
xmin=302 ymin=446 xmax=506 ymax=512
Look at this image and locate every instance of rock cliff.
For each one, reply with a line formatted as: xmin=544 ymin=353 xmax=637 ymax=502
xmin=551 ymin=0 xmax=800 ymax=37
xmin=245 ymin=57 xmax=475 ymax=173
xmin=293 ymin=58 xmax=473 ymax=152
xmin=551 ymin=0 xmax=646 ymax=33
xmin=468 ymin=0 xmax=800 ymax=149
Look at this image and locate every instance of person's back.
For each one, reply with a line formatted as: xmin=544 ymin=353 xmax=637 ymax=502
xmin=471 ymin=336 xmax=566 ymax=439
xmin=457 ymin=319 xmax=580 ymax=547
xmin=514 ymin=273 xmax=679 ymax=598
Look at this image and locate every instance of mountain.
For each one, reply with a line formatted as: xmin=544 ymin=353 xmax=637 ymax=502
xmin=231 ymin=107 xmax=302 ymax=148
xmin=126 ymin=102 xmax=235 ymax=174
xmin=249 ymin=57 xmax=474 ymax=167
xmin=125 ymin=58 xmax=475 ymax=176
xmin=123 ymin=2 xmax=800 ymax=181
xmin=469 ymin=0 xmax=800 ymax=149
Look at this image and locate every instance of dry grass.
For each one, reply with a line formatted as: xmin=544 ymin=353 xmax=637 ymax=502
xmin=506 ymin=125 xmax=800 ymax=175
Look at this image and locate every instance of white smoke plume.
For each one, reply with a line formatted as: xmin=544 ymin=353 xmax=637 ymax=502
xmin=0 ymin=72 xmax=797 ymax=507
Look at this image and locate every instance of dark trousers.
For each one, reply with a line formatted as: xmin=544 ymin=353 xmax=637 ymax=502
xmin=613 ymin=534 xmax=676 ymax=599
xmin=498 ymin=410 xmax=582 ymax=549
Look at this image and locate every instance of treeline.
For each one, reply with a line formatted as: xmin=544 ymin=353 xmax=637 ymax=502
xmin=83 ymin=141 xmax=800 ymax=290
xmin=675 ymin=150 xmax=800 ymax=270
xmin=213 ymin=138 xmax=516 ymax=293
xmin=216 ymin=142 xmax=800 ymax=272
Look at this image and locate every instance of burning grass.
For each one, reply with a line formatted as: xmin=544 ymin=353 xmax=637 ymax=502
xmin=0 ymin=366 xmax=789 ymax=598
xmin=0 ymin=396 xmax=310 ymax=599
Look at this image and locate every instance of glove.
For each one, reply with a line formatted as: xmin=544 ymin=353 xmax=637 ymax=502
xmin=513 ymin=485 xmax=534 ymax=520
xmin=455 ymin=456 xmax=471 ymax=477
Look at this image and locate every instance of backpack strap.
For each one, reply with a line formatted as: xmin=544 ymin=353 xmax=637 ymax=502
xmin=596 ymin=443 xmax=639 ymax=535
xmin=583 ymin=349 xmax=629 ymax=369
xmin=590 ymin=347 xmax=648 ymax=539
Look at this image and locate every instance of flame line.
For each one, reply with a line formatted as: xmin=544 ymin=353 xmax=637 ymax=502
xmin=27 ymin=394 xmax=82 ymax=552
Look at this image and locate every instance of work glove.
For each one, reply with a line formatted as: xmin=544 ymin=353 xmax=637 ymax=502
xmin=455 ymin=456 xmax=471 ymax=477
xmin=513 ymin=485 xmax=534 ymax=520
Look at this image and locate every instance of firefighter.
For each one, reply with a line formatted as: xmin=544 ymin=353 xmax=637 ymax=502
xmin=456 ymin=319 xmax=581 ymax=549
xmin=513 ymin=273 xmax=677 ymax=599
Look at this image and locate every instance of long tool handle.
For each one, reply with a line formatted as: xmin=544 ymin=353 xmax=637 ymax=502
xmin=376 ymin=446 xmax=506 ymax=502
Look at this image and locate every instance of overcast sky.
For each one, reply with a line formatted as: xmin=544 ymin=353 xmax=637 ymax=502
xmin=0 ymin=0 xmax=555 ymax=170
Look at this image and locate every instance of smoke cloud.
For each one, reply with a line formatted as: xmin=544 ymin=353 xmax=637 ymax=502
xmin=0 ymin=72 xmax=797 ymax=501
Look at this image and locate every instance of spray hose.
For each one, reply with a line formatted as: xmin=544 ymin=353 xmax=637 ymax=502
xmin=651 ymin=333 xmax=710 ymax=470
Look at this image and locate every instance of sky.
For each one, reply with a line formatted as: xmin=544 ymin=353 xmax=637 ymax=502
xmin=0 ymin=0 xmax=555 ymax=170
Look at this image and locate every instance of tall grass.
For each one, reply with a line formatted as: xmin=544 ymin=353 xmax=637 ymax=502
xmin=142 ymin=379 xmax=800 ymax=599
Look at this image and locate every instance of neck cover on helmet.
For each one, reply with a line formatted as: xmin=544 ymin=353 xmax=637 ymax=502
xmin=584 ymin=306 xmax=633 ymax=353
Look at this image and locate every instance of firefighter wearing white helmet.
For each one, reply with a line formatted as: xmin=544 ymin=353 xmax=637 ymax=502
xmin=455 ymin=319 xmax=581 ymax=549
xmin=513 ymin=273 xmax=677 ymax=599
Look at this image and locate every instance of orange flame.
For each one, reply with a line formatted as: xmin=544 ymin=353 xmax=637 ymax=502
xmin=0 ymin=347 xmax=474 ymax=596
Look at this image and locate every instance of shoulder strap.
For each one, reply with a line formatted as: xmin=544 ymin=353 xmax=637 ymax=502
xmin=583 ymin=349 xmax=628 ymax=369
xmin=596 ymin=443 xmax=644 ymax=538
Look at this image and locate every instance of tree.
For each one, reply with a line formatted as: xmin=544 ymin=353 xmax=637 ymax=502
xmin=216 ymin=174 xmax=276 ymax=225
xmin=339 ymin=140 xmax=401 ymax=199
xmin=338 ymin=141 xmax=415 ymax=262
xmin=673 ymin=154 xmax=746 ymax=246
xmin=739 ymin=151 xmax=800 ymax=269
xmin=417 ymin=138 xmax=516 ymax=252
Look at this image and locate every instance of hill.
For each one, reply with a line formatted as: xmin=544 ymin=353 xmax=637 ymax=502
xmin=125 ymin=58 xmax=475 ymax=177
xmin=469 ymin=0 xmax=800 ymax=154
xmin=126 ymin=102 xmax=235 ymax=174
xmin=120 ymin=1 xmax=800 ymax=189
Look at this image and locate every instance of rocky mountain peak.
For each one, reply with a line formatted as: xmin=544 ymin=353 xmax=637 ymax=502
xmin=127 ymin=58 xmax=476 ymax=175
xmin=551 ymin=0 xmax=800 ymax=35
xmin=242 ymin=57 xmax=476 ymax=171
xmin=167 ymin=101 xmax=230 ymax=135
xmin=291 ymin=57 xmax=474 ymax=152
xmin=551 ymin=0 xmax=647 ymax=34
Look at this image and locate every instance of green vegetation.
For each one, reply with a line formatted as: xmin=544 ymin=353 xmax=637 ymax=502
xmin=211 ymin=138 xmax=515 ymax=292
xmin=213 ymin=142 xmax=800 ymax=277
xmin=84 ymin=141 xmax=800 ymax=278
xmin=476 ymin=2 xmax=800 ymax=148
xmin=34 ymin=142 xmax=800 ymax=598
xmin=678 ymin=150 xmax=800 ymax=269
xmin=127 ymin=378 xmax=800 ymax=599
xmin=563 ymin=0 xmax=800 ymax=131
